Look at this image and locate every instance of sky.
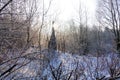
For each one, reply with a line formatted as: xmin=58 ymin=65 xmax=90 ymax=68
xmin=51 ymin=0 xmax=97 ymax=25
xmin=38 ymin=0 xmax=97 ymax=27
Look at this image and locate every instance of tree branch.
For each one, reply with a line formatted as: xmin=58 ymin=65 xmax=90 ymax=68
xmin=0 ymin=0 xmax=13 ymax=13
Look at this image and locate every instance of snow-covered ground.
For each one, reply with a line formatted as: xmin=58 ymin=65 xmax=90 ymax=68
xmin=42 ymin=52 xmax=120 ymax=80
xmin=1 ymin=47 xmax=120 ymax=80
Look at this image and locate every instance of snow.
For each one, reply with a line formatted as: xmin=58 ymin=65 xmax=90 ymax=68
xmin=1 ymin=48 xmax=120 ymax=80
xmin=42 ymin=52 xmax=120 ymax=80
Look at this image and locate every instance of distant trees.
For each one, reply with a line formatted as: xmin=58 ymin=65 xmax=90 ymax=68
xmin=67 ymin=20 xmax=89 ymax=55
xmin=55 ymin=23 xmax=115 ymax=55
xmin=38 ymin=0 xmax=53 ymax=50
xmin=66 ymin=1 xmax=90 ymax=55
xmin=98 ymin=0 xmax=120 ymax=53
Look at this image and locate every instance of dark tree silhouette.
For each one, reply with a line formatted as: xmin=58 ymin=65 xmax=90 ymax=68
xmin=48 ymin=27 xmax=57 ymax=50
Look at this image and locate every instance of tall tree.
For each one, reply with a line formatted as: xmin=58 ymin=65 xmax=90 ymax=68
xmin=98 ymin=0 xmax=120 ymax=53
xmin=48 ymin=26 xmax=57 ymax=50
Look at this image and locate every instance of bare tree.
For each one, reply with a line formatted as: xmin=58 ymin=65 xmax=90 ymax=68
xmin=38 ymin=0 xmax=53 ymax=50
xmin=0 ymin=0 xmax=39 ymax=79
xmin=69 ymin=1 xmax=90 ymax=55
xmin=98 ymin=0 xmax=120 ymax=53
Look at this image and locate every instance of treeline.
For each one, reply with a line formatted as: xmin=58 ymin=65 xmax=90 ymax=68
xmin=41 ymin=24 xmax=115 ymax=55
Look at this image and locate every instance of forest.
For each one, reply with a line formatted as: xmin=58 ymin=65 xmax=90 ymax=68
xmin=0 ymin=0 xmax=120 ymax=80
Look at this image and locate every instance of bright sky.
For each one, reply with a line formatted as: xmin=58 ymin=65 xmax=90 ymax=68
xmin=51 ymin=0 xmax=97 ymax=25
xmin=38 ymin=0 xmax=97 ymax=26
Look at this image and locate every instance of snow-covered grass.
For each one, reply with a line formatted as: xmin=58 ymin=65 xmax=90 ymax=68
xmin=0 ymin=47 xmax=120 ymax=80
xmin=42 ymin=52 xmax=120 ymax=80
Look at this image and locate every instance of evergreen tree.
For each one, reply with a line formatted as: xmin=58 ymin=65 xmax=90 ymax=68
xmin=48 ymin=27 xmax=57 ymax=50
